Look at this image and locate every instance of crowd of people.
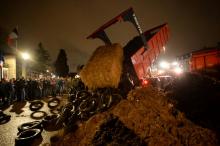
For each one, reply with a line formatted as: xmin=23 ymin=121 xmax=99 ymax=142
xmin=0 ymin=77 xmax=73 ymax=106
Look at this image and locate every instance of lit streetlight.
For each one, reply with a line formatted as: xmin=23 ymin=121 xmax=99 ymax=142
xmin=21 ymin=52 xmax=30 ymax=60
xmin=20 ymin=51 xmax=31 ymax=78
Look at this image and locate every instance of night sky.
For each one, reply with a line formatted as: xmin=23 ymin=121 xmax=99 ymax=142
xmin=0 ymin=0 xmax=220 ymax=71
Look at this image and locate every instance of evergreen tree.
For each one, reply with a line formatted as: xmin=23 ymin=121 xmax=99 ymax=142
xmin=32 ymin=42 xmax=51 ymax=73
xmin=54 ymin=49 xmax=69 ymax=77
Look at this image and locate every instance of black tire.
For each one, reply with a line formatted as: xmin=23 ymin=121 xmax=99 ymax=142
xmin=48 ymin=98 xmax=60 ymax=109
xmin=58 ymin=106 xmax=74 ymax=125
xmin=15 ymin=129 xmax=41 ymax=145
xmin=68 ymin=94 xmax=76 ymax=102
xmin=63 ymin=102 xmax=74 ymax=110
xmin=100 ymin=94 xmax=112 ymax=109
xmin=29 ymin=101 xmax=44 ymax=111
xmin=78 ymin=96 xmax=98 ymax=114
xmin=18 ymin=121 xmax=42 ymax=132
xmin=30 ymin=111 xmax=47 ymax=120
xmin=42 ymin=114 xmax=59 ymax=128
xmin=76 ymin=90 xmax=91 ymax=100
xmin=69 ymin=87 xmax=77 ymax=96
xmin=0 ymin=114 xmax=11 ymax=125
xmin=50 ymin=109 xmax=60 ymax=115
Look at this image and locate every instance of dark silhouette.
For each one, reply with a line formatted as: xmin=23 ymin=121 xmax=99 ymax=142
xmin=31 ymin=42 xmax=51 ymax=73
xmin=54 ymin=49 xmax=69 ymax=77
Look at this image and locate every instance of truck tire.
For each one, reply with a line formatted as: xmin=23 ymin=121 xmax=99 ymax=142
xmin=78 ymin=97 xmax=98 ymax=114
xmin=29 ymin=101 xmax=44 ymax=111
xmin=76 ymin=90 xmax=91 ymax=100
xmin=30 ymin=111 xmax=47 ymax=120
xmin=18 ymin=121 xmax=42 ymax=132
xmin=48 ymin=98 xmax=60 ymax=109
xmin=0 ymin=114 xmax=11 ymax=125
xmin=42 ymin=114 xmax=59 ymax=129
xmin=15 ymin=129 xmax=41 ymax=145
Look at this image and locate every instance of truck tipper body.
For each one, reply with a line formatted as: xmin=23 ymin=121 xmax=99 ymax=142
xmin=87 ymin=8 xmax=170 ymax=87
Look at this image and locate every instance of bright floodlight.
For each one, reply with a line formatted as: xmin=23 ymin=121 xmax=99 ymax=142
xmin=172 ymin=61 xmax=179 ymax=66
xmin=159 ymin=61 xmax=170 ymax=69
xmin=21 ymin=52 xmax=30 ymax=60
xmin=174 ymin=67 xmax=183 ymax=74
xmin=158 ymin=70 xmax=165 ymax=75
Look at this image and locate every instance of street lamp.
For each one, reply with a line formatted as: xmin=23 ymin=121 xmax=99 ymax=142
xmin=20 ymin=51 xmax=31 ymax=78
xmin=21 ymin=52 xmax=30 ymax=60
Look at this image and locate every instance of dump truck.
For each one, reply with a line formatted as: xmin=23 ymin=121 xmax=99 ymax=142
xmin=190 ymin=47 xmax=220 ymax=71
xmin=86 ymin=7 xmax=169 ymax=92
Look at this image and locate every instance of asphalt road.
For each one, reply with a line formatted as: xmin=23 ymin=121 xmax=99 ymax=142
xmin=0 ymin=96 xmax=67 ymax=146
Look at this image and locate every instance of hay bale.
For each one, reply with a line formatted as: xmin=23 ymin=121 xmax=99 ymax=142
xmin=80 ymin=43 xmax=123 ymax=90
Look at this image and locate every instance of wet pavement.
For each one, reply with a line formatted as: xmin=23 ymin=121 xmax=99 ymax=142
xmin=0 ymin=96 xmax=67 ymax=146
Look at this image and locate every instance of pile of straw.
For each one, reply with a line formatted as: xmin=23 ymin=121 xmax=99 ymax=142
xmin=80 ymin=43 xmax=123 ymax=90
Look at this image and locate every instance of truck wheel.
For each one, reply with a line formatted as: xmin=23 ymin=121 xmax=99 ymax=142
xmin=0 ymin=114 xmax=11 ymax=125
xmin=50 ymin=109 xmax=60 ymax=114
xmin=78 ymin=97 xmax=98 ymax=113
xmin=48 ymin=98 xmax=60 ymax=109
xmin=42 ymin=114 xmax=59 ymax=129
xmin=18 ymin=121 xmax=42 ymax=132
xmin=29 ymin=101 xmax=44 ymax=111
xmin=100 ymin=94 xmax=112 ymax=109
xmin=15 ymin=129 xmax=41 ymax=145
xmin=76 ymin=90 xmax=91 ymax=100
xmin=30 ymin=111 xmax=47 ymax=120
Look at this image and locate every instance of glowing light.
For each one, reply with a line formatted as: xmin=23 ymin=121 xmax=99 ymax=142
xmin=172 ymin=61 xmax=179 ymax=66
xmin=142 ymin=79 xmax=148 ymax=86
xmin=21 ymin=52 xmax=30 ymax=60
xmin=174 ymin=67 xmax=183 ymax=74
xmin=159 ymin=61 xmax=170 ymax=69
xmin=158 ymin=70 xmax=165 ymax=74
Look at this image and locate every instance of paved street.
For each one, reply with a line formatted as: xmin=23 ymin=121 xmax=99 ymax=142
xmin=0 ymin=96 xmax=67 ymax=146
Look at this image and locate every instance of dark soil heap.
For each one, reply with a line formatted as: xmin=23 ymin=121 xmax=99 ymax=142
xmin=54 ymin=86 xmax=218 ymax=146
xmin=166 ymin=72 xmax=220 ymax=139
xmin=92 ymin=115 xmax=146 ymax=146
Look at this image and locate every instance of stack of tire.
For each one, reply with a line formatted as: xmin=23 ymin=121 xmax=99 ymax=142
xmin=15 ymin=121 xmax=43 ymax=145
xmin=58 ymin=83 xmax=122 ymax=133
